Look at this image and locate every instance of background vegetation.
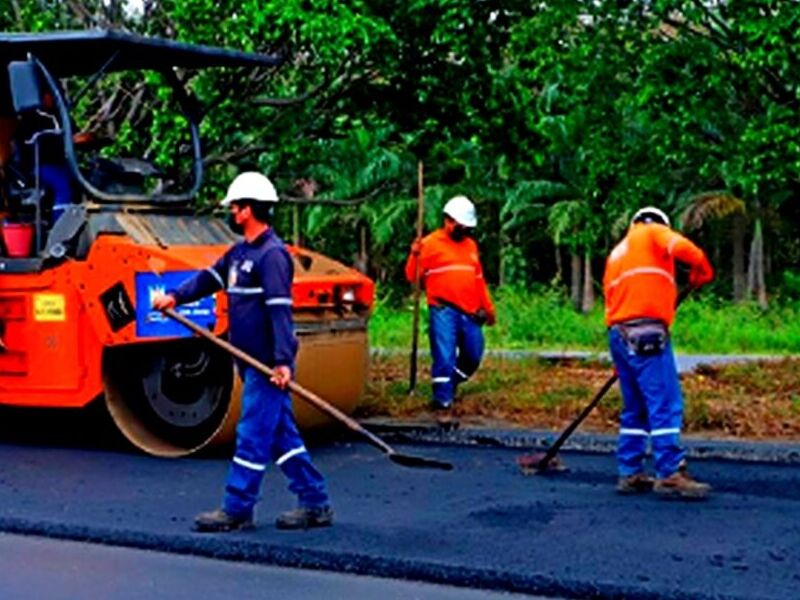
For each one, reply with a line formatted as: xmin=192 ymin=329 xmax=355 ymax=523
xmin=3 ymin=1 xmax=800 ymax=315
xmin=361 ymin=353 xmax=800 ymax=440
xmin=370 ymin=288 xmax=800 ymax=353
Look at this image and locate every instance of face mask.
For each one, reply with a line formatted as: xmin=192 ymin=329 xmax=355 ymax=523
xmin=226 ymin=213 xmax=244 ymax=235
xmin=449 ymin=227 xmax=469 ymax=241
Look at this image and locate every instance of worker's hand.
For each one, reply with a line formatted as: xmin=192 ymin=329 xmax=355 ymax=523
xmin=151 ymin=293 xmax=177 ymax=311
xmin=410 ymin=239 xmax=422 ymax=256
xmin=689 ymin=267 xmax=713 ymax=289
xmin=271 ymin=365 xmax=292 ymax=389
xmin=473 ymin=308 xmax=496 ymax=326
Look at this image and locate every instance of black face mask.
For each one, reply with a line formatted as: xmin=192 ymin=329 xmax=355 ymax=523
xmin=449 ymin=227 xmax=470 ymax=242
xmin=226 ymin=213 xmax=244 ymax=235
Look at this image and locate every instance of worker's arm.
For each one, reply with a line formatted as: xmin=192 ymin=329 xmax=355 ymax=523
xmin=658 ymin=229 xmax=714 ymax=288
xmin=475 ymin=255 xmax=496 ymax=326
xmin=404 ymin=238 xmax=425 ymax=284
xmin=155 ymin=252 xmax=229 ymax=309
xmin=260 ymin=246 xmax=298 ymax=388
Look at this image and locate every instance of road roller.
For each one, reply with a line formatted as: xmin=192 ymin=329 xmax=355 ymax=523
xmin=0 ymin=31 xmax=375 ymax=456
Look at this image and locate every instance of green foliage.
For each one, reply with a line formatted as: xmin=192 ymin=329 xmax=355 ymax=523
xmin=371 ymin=288 xmax=800 ymax=354
xmin=4 ymin=0 xmax=800 ymax=300
xmin=781 ymin=271 xmax=800 ymax=301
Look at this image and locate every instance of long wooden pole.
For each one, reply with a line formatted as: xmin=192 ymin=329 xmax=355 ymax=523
xmin=408 ymin=161 xmax=424 ymax=393
xmin=163 ymin=307 xmax=452 ymax=470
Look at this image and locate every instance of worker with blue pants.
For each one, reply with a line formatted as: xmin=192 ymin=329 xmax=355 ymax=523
xmin=154 ymin=172 xmax=333 ymax=531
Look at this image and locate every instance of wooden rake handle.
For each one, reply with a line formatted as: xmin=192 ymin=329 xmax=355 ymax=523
xmin=163 ymin=308 xmax=395 ymax=456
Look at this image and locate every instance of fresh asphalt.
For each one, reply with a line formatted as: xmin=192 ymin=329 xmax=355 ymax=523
xmin=0 ymin=426 xmax=798 ymax=600
xmin=0 ymin=533 xmax=539 ymax=600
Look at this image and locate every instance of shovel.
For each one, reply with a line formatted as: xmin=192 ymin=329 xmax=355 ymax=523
xmin=163 ymin=308 xmax=453 ymax=471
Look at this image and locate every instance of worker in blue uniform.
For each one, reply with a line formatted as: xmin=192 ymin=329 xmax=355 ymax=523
xmin=152 ymin=171 xmax=333 ymax=532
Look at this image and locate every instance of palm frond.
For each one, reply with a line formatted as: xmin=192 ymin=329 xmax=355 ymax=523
xmin=680 ymin=192 xmax=746 ymax=230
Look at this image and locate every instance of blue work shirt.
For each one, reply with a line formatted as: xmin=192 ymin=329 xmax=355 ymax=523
xmin=171 ymin=228 xmax=297 ymax=368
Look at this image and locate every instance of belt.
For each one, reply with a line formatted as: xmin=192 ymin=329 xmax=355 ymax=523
xmin=431 ymin=297 xmax=485 ymax=324
xmin=610 ymin=317 xmax=668 ymax=331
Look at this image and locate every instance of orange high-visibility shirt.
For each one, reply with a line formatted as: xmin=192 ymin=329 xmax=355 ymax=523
xmin=603 ymin=223 xmax=713 ymax=327
xmin=405 ymin=229 xmax=495 ymax=318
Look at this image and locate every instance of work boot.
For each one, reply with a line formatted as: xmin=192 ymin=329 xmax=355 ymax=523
xmin=276 ymin=506 xmax=334 ymax=530
xmin=654 ymin=469 xmax=711 ymax=500
xmin=616 ymin=472 xmax=654 ymax=495
xmin=193 ymin=508 xmax=254 ymax=533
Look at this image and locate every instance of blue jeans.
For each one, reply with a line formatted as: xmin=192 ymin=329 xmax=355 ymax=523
xmin=223 ymin=367 xmax=329 ymax=518
xmin=609 ymin=328 xmax=685 ymax=479
xmin=429 ymin=305 xmax=485 ymax=407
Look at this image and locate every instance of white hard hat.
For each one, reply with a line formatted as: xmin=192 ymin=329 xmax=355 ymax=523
xmin=443 ymin=195 xmax=477 ymax=227
xmin=631 ymin=206 xmax=670 ymax=228
xmin=221 ymin=172 xmax=279 ymax=206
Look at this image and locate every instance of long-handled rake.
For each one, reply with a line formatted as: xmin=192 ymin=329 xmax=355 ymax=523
xmin=517 ymin=287 xmax=692 ymax=475
xmin=164 ymin=308 xmax=453 ymax=471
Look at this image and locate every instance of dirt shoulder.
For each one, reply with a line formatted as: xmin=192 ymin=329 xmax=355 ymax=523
xmin=357 ymin=354 xmax=800 ymax=442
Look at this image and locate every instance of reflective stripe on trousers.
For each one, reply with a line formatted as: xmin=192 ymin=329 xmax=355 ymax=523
xmin=429 ymin=305 xmax=484 ymax=406
xmin=223 ymin=367 xmax=328 ymax=518
xmin=608 ymin=328 xmax=685 ymax=479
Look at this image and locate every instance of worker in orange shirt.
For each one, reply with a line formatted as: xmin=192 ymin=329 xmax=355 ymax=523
xmin=603 ymin=207 xmax=714 ymax=500
xmin=405 ymin=195 xmax=496 ymax=410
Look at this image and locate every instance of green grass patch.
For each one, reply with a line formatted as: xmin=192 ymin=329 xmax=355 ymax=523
xmin=369 ymin=287 xmax=800 ymax=354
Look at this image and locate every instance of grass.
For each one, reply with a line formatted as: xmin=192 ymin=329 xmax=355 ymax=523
xmin=357 ymin=354 xmax=800 ymax=441
xmin=369 ymin=287 xmax=800 ymax=354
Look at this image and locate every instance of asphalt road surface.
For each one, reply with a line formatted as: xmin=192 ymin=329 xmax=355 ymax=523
xmin=0 ymin=437 xmax=798 ymax=600
xmin=0 ymin=533 xmax=538 ymax=600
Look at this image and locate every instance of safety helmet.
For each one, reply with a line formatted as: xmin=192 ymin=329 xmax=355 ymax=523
xmin=631 ymin=206 xmax=670 ymax=228
xmin=221 ymin=172 xmax=279 ymax=206
xmin=443 ymin=195 xmax=477 ymax=228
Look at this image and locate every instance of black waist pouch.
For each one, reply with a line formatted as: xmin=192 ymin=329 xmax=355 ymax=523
xmin=617 ymin=320 xmax=669 ymax=356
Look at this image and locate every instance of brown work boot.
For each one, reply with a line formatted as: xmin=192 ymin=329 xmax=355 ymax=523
xmin=654 ymin=469 xmax=711 ymax=500
xmin=193 ymin=508 xmax=254 ymax=533
xmin=616 ymin=472 xmax=654 ymax=495
xmin=276 ymin=506 xmax=334 ymax=530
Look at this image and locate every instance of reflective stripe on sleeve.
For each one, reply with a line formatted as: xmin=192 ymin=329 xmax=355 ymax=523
xmin=666 ymin=236 xmax=680 ymax=257
xmin=275 ymin=446 xmax=307 ymax=466
xmin=206 ymin=267 xmax=225 ymax=289
xmin=233 ymin=456 xmax=267 ymax=471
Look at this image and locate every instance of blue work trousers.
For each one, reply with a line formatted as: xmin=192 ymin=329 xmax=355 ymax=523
xmin=223 ymin=367 xmax=329 ymax=519
xmin=429 ymin=305 xmax=485 ymax=407
xmin=609 ymin=328 xmax=685 ymax=479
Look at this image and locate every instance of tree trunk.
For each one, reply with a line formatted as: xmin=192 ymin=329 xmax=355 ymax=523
xmin=292 ymin=204 xmax=301 ymax=246
xmin=746 ymin=218 xmax=768 ymax=309
xmin=581 ymin=250 xmax=595 ymax=313
xmin=554 ymin=245 xmax=563 ymax=286
xmin=570 ymin=252 xmax=581 ymax=310
xmin=354 ymin=222 xmax=368 ymax=275
xmin=499 ymin=233 xmax=508 ymax=286
xmin=10 ymin=0 xmax=23 ymax=26
xmin=732 ymin=213 xmax=746 ymax=302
